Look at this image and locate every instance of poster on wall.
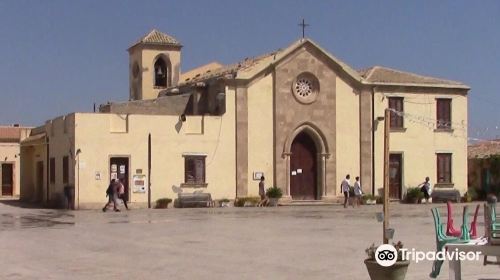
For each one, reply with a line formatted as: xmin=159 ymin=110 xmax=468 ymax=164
xmin=111 ymin=172 xmax=118 ymax=180
xmin=132 ymin=174 xmax=147 ymax=193
xmin=253 ymin=172 xmax=264 ymax=181
xmin=111 ymin=164 xmax=117 ymax=172
xmin=119 ymin=165 xmax=126 ymax=174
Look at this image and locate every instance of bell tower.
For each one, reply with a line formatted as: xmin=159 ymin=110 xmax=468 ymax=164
xmin=128 ymin=29 xmax=182 ymax=100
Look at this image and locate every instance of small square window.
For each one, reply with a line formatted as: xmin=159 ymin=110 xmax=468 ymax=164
xmin=184 ymin=156 xmax=206 ymax=184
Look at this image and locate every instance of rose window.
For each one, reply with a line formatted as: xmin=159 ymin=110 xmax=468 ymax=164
xmin=295 ymin=79 xmax=313 ymax=97
xmin=292 ymin=73 xmax=319 ymax=104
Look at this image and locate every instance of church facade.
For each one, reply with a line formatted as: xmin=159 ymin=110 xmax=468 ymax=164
xmin=20 ymin=30 xmax=469 ymax=208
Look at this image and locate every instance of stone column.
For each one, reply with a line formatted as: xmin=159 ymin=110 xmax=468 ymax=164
xmin=321 ymin=154 xmax=328 ymax=197
xmin=282 ymin=152 xmax=292 ymax=201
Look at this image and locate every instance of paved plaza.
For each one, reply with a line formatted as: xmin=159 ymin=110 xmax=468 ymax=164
xmin=0 ymin=200 xmax=499 ymax=280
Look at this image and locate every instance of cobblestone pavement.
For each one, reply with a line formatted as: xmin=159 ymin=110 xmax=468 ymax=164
xmin=0 ymin=200 xmax=498 ymax=280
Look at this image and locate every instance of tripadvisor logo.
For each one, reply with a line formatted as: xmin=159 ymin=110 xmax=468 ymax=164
xmin=375 ymin=244 xmax=398 ymax=267
xmin=374 ymin=244 xmax=481 ymax=267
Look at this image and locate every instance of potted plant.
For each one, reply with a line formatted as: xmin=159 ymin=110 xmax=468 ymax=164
xmin=362 ymin=194 xmax=377 ymax=205
xmin=266 ymin=186 xmax=283 ymax=207
xmin=155 ymin=198 xmax=172 ymax=209
xmin=218 ymin=198 xmax=230 ymax=207
xmin=364 ymin=241 xmax=410 ymax=280
xmin=405 ymin=187 xmax=424 ymax=204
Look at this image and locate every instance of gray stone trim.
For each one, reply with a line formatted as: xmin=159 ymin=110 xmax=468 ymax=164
xmin=235 ymin=86 xmax=248 ymax=197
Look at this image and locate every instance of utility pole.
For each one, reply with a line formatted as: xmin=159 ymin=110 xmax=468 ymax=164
xmin=148 ymin=133 xmax=151 ymax=209
xmin=383 ymin=109 xmax=391 ymax=244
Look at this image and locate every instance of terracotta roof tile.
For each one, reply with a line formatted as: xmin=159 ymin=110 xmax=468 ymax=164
xmin=358 ymin=66 xmax=468 ymax=88
xmin=468 ymin=139 xmax=500 ymax=158
xmin=130 ymin=29 xmax=181 ymax=49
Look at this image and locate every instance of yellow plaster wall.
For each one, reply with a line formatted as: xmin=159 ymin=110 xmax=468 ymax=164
xmin=335 ymin=76 xmax=360 ymax=190
xmin=373 ymin=91 xmax=468 ymax=195
xmin=140 ymin=49 xmax=181 ymax=100
xmin=73 ymin=91 xmax=235 ymax=207
xmin=20 ymin=142 xmax=46 ymax=201
xmin=46 ymin=115 xmax=76 ymax=203
xmin=247 ymin=74 xmax=274 ymax=196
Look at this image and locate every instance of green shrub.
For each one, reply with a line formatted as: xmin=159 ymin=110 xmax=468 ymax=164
xmin=405 ymin=187 xmax=424 ymax=203
xmin=375 ymin=195 xmax=383 ymax=204
xmin=219 ymin=198 xmax=230 ymax=203
xmin=265 ymin=186 xmax=283 ymax=199
xmin=155 ymin=198 xmax=172 ymax=209
xmin=466 ymin=187 xmax=478 ymax=201
xmin=234 ymin=197 xmax=261 ymax=207
xmin=361 ymin=194 xmax=375 ymax=204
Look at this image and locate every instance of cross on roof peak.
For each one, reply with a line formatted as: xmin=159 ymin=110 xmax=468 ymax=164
xmin=298 ymin=19 xmax=310 ymax=38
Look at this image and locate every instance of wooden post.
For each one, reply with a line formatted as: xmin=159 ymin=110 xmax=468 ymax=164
xmin=383 ymin=109 xmax=391 ymax=244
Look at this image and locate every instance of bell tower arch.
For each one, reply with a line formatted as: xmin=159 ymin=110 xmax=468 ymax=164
xmin=128 ymin=29 xmax=182 ymax=100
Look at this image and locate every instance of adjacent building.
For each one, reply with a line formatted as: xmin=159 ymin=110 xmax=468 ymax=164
xmin=468 ymin=139 xmax=500 ymax=196
xmin=0 ymin=125 xmax=31 ymax=197
xmin=20 ymin=30 xmax=469 ymax=208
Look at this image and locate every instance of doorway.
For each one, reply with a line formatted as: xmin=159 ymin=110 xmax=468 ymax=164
xmin=110 ymin=157 xmax=129 ymax=201
xmin=389 ymin=154 xmax=403 ymax=199
xmin=1 ymin=163 xmax=14 ymax=196
xmin=290 ymin=132 xmax=317 ymax=200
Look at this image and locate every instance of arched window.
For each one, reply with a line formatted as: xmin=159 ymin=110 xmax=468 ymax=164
xmin=154 ymin=57 xmax=168 ymax=87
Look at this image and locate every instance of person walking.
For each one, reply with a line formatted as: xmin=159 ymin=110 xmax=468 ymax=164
xmin=258 ymin=176 xmax=268 ymax=207
xmin=102 ymin=179 xmax=120 ymax=212
xmin=117 ymin=178 xmax=129 ymax=210
xmin=419 ymin=177 xmax=432 ymax=204
xmin=353 ymin=176 xmax=363 ymax=207
xmin=341 ymin=174 xmax=351 ymax=208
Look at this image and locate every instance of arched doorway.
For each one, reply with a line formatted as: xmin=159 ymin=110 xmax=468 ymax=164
xmin=290 ymin=132 xmax=317 ymax=200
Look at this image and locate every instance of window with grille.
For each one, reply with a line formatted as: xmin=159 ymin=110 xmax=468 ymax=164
xmin=388 ymin=97 xmax=404 ymax=129
xmin=436 ymin=99 xmax=452 ymax=129
xmin=49 ymin=158 xmax=55 ymax=184
xmin=63 ymin=156 xmax=69 ymax=184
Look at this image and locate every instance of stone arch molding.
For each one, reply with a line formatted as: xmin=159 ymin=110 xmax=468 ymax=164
xmin=152 ymin=53 xmax=172 ymax=87
xmin=282 ymin=122 xmax=330 ymax=158
xmin=282 ymin=122 xmax=331 ymax=199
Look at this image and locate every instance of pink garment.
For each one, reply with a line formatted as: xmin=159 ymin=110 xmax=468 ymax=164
xmin=118 ymin=183 xmax=125 ymax=195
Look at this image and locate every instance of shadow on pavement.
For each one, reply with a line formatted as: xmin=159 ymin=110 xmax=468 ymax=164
xmin=0 ymin=199 xmax=45 ymax=209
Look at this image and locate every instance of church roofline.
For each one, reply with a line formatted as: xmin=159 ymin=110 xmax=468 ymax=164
xmin=172 ymin=37 xmax=469 ymax=91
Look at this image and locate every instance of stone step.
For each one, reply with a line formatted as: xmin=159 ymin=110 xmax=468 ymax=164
xmin=279 ymin=200 xmax=341 ymax=206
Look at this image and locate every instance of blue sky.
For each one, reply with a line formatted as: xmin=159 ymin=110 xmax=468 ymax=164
xmin=0 ymin=1 xmax=499 ymax=139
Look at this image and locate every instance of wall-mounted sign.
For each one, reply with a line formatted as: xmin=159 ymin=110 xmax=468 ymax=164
xmin=95 ymin=171 xmax=101 ymax=180
xmin=291 ymin=171 xmax=297 ymax=176
xmin=119 ymin=165 xmax=126 ymax=174
xmin=297 ymin=169 xmax=303 ymax=174
xmin=136 ymin=169 xmax=143 ymax=174
xmin=253 ymin=172 xmax=264 ymax=180
xmin=111 ymin=172 xmax=118 ymax=180
xmin=132 ymin=174 xmax=147 ymax=193
xmin=111 ymin=164 xmax=117 ymax=172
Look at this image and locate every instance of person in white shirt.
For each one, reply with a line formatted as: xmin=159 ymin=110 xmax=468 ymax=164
xmin=419 ymin=177 xmax=432 ymax=204
xmin=341 ymin=174 xmax=351 ymax=208
xmin=353 ymin=176 xmax=363 ymax=207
